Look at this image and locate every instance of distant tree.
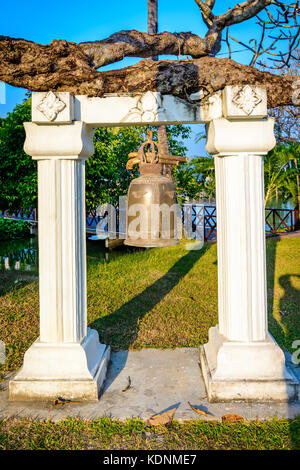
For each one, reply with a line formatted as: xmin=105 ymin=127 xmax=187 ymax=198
xmin=266 ymin=52 xmax=300 ymax=217
xmin=177 ymin=142 xmax=300 ymax=207
xmin=284 ymin=146 xmax=300 ymax=201
xmin=0 ymin=94 xmax=36 ymax=212
xmin=173 ymin=155 xmax=215 ymax=202
xmin=173 ymin=161 xmax=202 ymax=202
xmin=269 ymin=51 xmax=300 ymax=144
xmin=263 ymin=144 xmax=300 ymax=206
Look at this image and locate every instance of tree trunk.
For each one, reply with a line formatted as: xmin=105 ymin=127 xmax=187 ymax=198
xmin=148 ymin=0 xmax=158 ymax=36
xmin=147 ymin=0 xmax=172 ymax=178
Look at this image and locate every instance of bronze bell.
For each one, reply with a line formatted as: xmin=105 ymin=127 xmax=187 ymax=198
xmin=124 ymin=130 xmax=188 ymax=248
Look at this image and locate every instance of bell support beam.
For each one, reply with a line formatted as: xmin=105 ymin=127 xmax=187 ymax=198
xmin=200 ymin=88 xmax=300 ymax=402
xmin=9 ymin=119 xmax=110 ymax=401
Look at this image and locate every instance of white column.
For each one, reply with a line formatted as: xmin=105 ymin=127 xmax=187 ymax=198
xmin=200 ymin=112 xmax=299 ymax=402
xmin=215 ymin=152 xmax=267 ymax=342
xmin=9 ymin=120 xmax=110 ymax=401
xmin=37 ymin=157 xmax=87 ymax=343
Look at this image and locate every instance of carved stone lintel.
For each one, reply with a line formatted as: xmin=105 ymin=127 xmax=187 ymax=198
xmin=124 ymin=91 xmax=165 ymax=123
xmin=30 ymin=86 xmax=268 ymax=128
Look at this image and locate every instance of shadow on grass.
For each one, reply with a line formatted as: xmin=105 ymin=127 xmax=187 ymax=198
xmin=279 ymin=273 xmax=300 ymax=450
xmin=266 ymin=239 xmax=277 ymax=330
xmin=91 ymin=243 xmax=212 ymax=350
xmin=97 ymin=243 xmax=211 ymax=397
xmin=266 ymin=238 xmax=300 ymax=449
xmin=278 ymin=274 xmax=300 ymax=347
xmin=290 ymin=415 xmax=300 ymax=450
xmin=266 ymin=239 xmax=288 ymax=348
xmin=0 ymin=270 xmax=38 ymax=297
xmin=267 ymin=238 xmax=300 ymax=349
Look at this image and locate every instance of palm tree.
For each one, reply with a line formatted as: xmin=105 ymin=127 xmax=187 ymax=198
xmin=173 ymin=155 xmax=216 ymax=202
xmin=264 ymin=144 xmax=300 ymax=207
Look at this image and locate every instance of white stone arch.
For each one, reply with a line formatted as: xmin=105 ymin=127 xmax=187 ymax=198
xmin=9 ymin=87 xmax=300 ymax=402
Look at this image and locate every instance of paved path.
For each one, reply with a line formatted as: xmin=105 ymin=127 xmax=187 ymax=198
xmin=0 ymin=348 xmax=300 ymax=422
xmin=267 ymin=230 xmax=300 ymax=240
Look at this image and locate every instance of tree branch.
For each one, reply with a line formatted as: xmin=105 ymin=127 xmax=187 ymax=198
xmin=0 ymin=2 xmax=298 ymax=110
xmin=213 ymin=0 xmax=272 ymax=29
xmin=0 ymin=37 xmax=296 ymax=108
xmin=224 ymin=1 xmax=300 ymax=68
xmin=194 ymin=0 xmax=216 ymax=27
xmin=81 ymin=30 xmax=213 ymax=67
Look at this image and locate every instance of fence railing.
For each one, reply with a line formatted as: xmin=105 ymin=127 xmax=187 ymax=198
xmin=0 ymin=208 xmax=38 ymax=222
xmin=265 ymin=208 xmax=297 ymax=234
xmin=86 ymin=210 xmax=101 ymax=228
xmin=0 ymin=206 xmax=297 ymax=243
xmin=203 ymin=205 xmax=217 ymax=241
xmin=196 ymin=206 xmax=296 ymax=242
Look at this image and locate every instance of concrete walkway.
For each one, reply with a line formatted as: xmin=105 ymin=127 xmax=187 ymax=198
xmin=0 ymin=348 xmax=300 ymax=423
xmin=266 ymin=230 xmax=300 ymax=240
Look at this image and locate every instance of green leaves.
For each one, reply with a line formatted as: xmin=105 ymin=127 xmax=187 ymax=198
xmin=0 ymin=95 xmax=36 ymax=212
xmin=173 ymin=156 xmax=215 ymax=202
xmin=0 ymin=218 xmax=31 ymax=241
xmin=264 ymin=143 xmax=300 ymax=206
xmin=175 ymin=143 xmax=299 ymax=205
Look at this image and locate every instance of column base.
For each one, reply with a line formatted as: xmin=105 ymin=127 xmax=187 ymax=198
xmin=9 ymin=328 xmax=110 ymax=402
xmin=200 ymin=326 xmax=300 ymax=402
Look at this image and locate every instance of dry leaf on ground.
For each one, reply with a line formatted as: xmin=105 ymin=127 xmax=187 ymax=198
xmin=147 ymin=407 xmax=176 ymax=426
xmin=221 ymin=414 xmax=245 ymax=423
xmin=122 ymin=376 xmax=132 ymax=392
xmin=54 ymin=397 xmax=72 ymax=406
xmin=188 ymin=401 xmax=213 ymax=417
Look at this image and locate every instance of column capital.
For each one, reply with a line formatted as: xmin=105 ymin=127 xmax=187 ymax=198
xmin=206 ymin=117 xmax=276 ymax=157
xmin=23 ymin=121 xmax=94 ymax=160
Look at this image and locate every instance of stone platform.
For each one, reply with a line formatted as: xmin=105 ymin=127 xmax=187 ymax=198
xmin=1 ymin=348 xmax=300 ymax=423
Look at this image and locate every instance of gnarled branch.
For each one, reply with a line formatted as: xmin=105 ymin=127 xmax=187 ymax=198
xmin=81 ymin=30 xmax=213 ymax=68
xmin=0 ymin=1 xmax=299 ymax=107
xmin=0 ymin=35 xmax=296 ymax=108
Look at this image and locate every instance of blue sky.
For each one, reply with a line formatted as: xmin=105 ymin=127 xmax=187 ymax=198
xmin=0 ymin=0 xmax=261 ymax=156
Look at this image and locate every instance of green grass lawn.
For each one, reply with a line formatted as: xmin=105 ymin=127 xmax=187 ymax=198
xmin=0 ymin=236 xmax=299 ymax=450
xmin=0 ymin=416 xmax=299 ymax=450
